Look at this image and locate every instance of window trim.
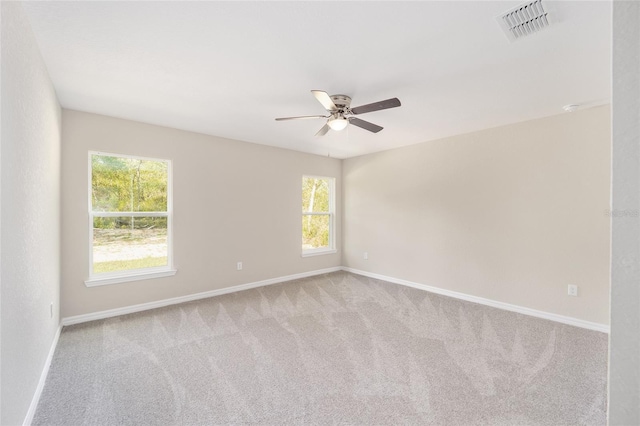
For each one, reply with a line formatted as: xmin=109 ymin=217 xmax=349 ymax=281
xmin=85 ymin=151 xmax=175 ymax=287
xmin=302 ymin=175 xmax=336 ymax=257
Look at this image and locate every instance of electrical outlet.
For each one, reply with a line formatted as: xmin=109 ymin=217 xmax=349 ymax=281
xmin=237 ymin=262 xmax=243 ymax=271
xmin=364 ymin=252 xmax=368 ymax=260
xmin=568 ymin=284 xmax=578 ymax=297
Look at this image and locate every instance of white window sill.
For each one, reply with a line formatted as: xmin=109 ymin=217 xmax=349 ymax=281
xmin=85 ymin=269 xmax=177 ymax=287
xmin=301 ymin=248 xmax=337 ymax=258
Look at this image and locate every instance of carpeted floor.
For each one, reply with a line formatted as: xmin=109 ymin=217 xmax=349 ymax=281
xmin=33 ymin=271 xmax=608 ymax=425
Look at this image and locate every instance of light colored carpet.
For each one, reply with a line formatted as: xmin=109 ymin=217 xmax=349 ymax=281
xmin=33 ymin=271 xmax=608 ymax=425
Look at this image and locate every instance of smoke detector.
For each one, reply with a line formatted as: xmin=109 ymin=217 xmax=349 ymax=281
xmin=497 ymin=0 xmax=550 ymax=42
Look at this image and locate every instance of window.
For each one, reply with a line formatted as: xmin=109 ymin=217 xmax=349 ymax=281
xmin=302 ymin=176 xmax=336 ymax=256
xmin=86 ymin=152 xmax=175 ymax=286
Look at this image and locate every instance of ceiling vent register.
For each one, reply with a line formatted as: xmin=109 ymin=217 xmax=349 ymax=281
xmin=497 ymin=0 xmax=550 ymax=42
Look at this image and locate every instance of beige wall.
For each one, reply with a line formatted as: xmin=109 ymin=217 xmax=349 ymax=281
xmin=1 ymin=2 xmax=62 ymax=424
xmin=61 ymin=110 xmax=341 ymax=318
xmin=343 ymin=106 xmax=611 ymax=325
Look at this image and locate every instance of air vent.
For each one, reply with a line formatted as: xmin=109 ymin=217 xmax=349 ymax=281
xmin=497 ymin=0 xmax=550 ymax=42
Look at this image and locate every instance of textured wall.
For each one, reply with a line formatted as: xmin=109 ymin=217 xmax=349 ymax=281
xmin=0 ymin=2 xmax=62 ymax=425
xmin=609 ymin=1 xmax=640 ymax=423
xmin=61 ymin=110 xmax=341 ymax=318
xmin=343 ymin=106 xmax=611 ymax=325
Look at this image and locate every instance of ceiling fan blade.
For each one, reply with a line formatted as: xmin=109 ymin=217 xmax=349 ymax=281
xmin=315 ymin=123 xmax=330 ymax=137
xmin=311 ymin=90 xmax=338 ymax=112
xmin=349 ymin=117 xmax=383 ymax=133
xmin=275 ymin=115 xmax=327 ymax=121
xmin=351 ymin=97 xmax=401 ymax=115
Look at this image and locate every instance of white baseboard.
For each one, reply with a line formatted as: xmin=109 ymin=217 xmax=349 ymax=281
xmin=342 ymin=267 xmax=610 ymax=334
xmin=61 ymin=267 xmax=342 ymax=326
xmin=62 ymin=264 xmax=610 ymax=332
xmin=23 ymin=324 xmax=62 ymax=426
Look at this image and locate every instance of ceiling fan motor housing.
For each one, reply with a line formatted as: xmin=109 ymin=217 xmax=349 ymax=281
xmin=330 ymin=95 xmax=352 ymax=110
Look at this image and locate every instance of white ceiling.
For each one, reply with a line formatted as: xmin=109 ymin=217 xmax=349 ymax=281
xmin=22 ymin=1 xmax=611 ymax=159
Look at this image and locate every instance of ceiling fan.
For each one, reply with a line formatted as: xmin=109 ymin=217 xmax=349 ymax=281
xmin=276 ymin=90 xmax=401 ymax=136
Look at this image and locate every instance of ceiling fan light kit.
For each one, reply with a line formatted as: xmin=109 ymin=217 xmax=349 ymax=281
xmin=276 ymin=90 xmax=401 ymax=136
xmin=328 ymin=115 xmax=348 ymax=131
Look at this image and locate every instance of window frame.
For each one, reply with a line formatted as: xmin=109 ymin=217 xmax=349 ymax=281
xmin=85 ymin=151 xmax=176 ymax=287
xmin=301 ymin=175 xmax=336 ymax=257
